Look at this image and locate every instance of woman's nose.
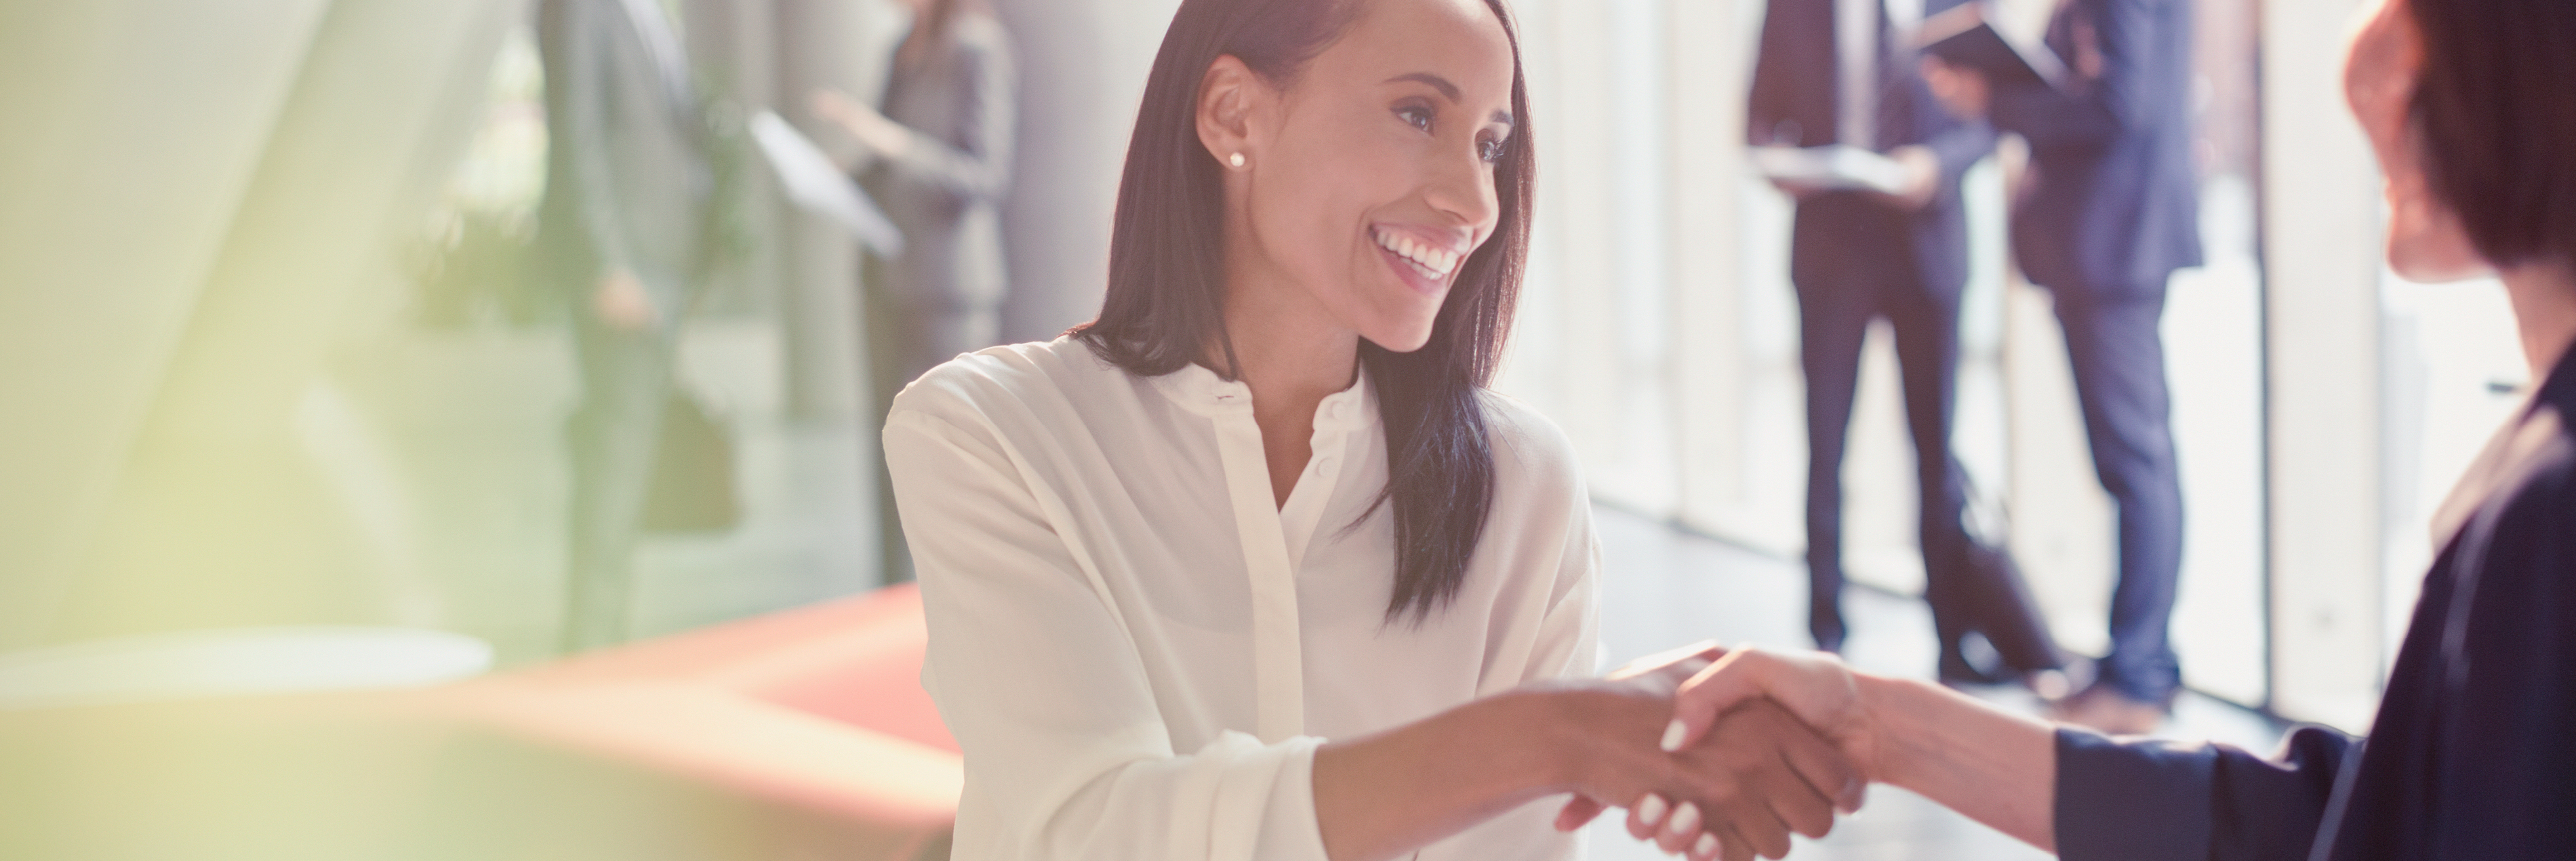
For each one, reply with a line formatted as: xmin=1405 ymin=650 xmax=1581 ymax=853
xmin=1422 ymin=146 xmax=1499 ymax=231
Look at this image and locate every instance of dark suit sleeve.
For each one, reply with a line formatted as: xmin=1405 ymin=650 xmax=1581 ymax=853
xmin=1744 ymin=0 xmax=1813 ymax=146
xmin=2055 ymin=725 xmax=2357 ymax=861
xmin=2430 ymin=452 xmax=2576 ymax=859
xmin=1920 ymin=115 xmax=1996 ymax=186
xmin=559 ymin=0 xmax=641 ymax=280
xmin=875 ymin=23 xmax=1015 ymax=207
xmin=1988 ymin=0 xmax=2177 ymax=147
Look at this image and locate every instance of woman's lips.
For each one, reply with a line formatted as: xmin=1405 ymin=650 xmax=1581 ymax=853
xmin=1371 ymin=226 xmax=1464 ymax=296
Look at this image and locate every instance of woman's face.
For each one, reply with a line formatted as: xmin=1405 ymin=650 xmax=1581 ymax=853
xmin=2344 ymin=0 xmax=2489 ymax=282
xmin=1214 ymin=0 xmax=1516 ymax=353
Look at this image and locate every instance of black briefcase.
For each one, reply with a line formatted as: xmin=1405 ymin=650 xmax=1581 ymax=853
xmin=640 ymin=390 xmax=742 ymax=534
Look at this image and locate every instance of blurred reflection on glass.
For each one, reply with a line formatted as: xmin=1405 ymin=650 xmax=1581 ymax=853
xmin=534 ymin=0 xmax=716 ymax=652
xmin=810 ymin=0 xmax=1016 ymax=582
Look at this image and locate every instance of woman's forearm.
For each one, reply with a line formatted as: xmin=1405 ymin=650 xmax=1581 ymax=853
xmin=1309 ymin=692 xmax=1573 ymax=861
xmin=1855 ymin=675 xmax=2058 ymax=850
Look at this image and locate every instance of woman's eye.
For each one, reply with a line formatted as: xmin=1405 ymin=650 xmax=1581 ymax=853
xmin=1396 ymin=105 xmax=1434 ymax=132
xmin=1478 ymin=138 xmax=1507 ymax=164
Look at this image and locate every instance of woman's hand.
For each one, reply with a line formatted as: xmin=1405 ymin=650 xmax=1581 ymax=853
xmin=809 ymin=87 xmax=913 ymax=161
xmin=1539 ymin=643 xmax=1865 ymax=861
xmin=1663 ymin=646 xmax=2064 ymax=851
xmin=1919 ymin=55 xmax=1991 ymax=121
xmin=1664 ymin=647 xmax=1878 ymax=777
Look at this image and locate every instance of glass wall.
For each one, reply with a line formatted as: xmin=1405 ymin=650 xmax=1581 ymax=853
xmin=1493 ymin=0 xmax=2477 ymax=727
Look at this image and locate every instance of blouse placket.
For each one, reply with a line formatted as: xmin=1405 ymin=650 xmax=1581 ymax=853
xmin=1158 ymin=366 xmax=1373 ymax=745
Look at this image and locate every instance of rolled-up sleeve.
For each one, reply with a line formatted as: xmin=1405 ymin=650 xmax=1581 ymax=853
xmin=888 ymin=405 xmax=1329 ymax=861
xmin=2055 ymin=725 xmax=2356 ymax=861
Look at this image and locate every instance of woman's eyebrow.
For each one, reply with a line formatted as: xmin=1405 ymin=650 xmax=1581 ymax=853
xmin=1384 ymin=72 xmax=1514 ymax=127
xmin=1385 ymin=72 xmax=1462 ymax=101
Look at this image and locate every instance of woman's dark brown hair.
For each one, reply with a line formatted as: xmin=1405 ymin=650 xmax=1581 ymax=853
xmin=1071 ymin=0 xmax=1536 ymax=623
xmin=2406 ymin=0 xmax=2576 ymax=272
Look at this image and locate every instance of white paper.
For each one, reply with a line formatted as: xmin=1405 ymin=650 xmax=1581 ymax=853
xmin=749 ymin=110 xmax=905 ymax=256
xmin=1750 ymin=144 xmax=1912 ymax=195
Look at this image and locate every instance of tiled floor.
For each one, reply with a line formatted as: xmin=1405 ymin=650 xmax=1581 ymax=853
xmin=1577 ymin=504 xmax=2286 ymax=861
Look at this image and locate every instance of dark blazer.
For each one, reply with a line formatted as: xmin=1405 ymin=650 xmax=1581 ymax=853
xmin=1990 ymin=0 xmax=2200 ymax=296
xmin=533 ymin=0 xmax=711 ymax=324
xmin=2053 ymin=342 xmax=2576 ymax=860
xmin=1748 ymin=0 xmax=1996 ymax=296
xmin=858 ymin=13 xmax=1015 ymax=314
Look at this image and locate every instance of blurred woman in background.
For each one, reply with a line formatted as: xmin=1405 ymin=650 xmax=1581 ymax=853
xmin=813 ymin=0 xmax=1016 ymax=580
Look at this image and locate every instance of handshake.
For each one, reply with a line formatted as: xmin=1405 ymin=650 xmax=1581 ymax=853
xmin=1319 ymin=641 xmax=2054 ymax=861
xmin=1528 ymin=643 xmax=1902 ymax=861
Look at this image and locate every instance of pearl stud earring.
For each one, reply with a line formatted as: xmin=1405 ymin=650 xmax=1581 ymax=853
xmin=1228 ymin=152 xmax=1246 ymax=168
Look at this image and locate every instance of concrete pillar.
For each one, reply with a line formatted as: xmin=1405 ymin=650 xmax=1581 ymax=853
xmin=2260 ymin=0 xmax=2382 ymax=729
xmin=1668 ymin=0 xmax=1756 ymax=534
xmin=986 ymin=0 xmax=1182 ymax=342
xmin=770 ymin=0 xmax=893 ymax=423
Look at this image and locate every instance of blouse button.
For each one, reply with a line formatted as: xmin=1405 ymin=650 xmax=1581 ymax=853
xmin=1312 ymin=456 xmax=1335 ymax=475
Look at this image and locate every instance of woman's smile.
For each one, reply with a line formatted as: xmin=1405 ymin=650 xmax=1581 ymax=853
xmin=1370 ymin=224 xmax=1469 ymax=296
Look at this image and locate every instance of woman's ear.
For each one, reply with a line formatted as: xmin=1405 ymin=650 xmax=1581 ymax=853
xmin=1196 ymin=54 xmax=1263 ymax=171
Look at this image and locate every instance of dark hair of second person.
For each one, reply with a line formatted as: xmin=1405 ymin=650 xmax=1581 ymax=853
xmin=2407 ymin=0 xmax=2576 ymax=275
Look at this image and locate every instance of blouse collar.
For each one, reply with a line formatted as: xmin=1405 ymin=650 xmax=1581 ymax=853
xmin=1148 ymin=360 xmax=1376 ymax=433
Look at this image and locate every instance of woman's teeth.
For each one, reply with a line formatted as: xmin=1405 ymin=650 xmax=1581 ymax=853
xmin=1373 ymin=228 xmax=1460 ymax=278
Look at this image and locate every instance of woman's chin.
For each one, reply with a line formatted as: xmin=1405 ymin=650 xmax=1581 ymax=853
xmin=1361 ymin=323 xmax=1438 ymax=354
xmin=2386 ymin=234 xmax=2492 ymax=284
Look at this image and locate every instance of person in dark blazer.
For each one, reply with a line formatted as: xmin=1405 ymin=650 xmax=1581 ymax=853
xmin=533 ymin=0 xmax=712 ymax=651
xmin=1748 ymin=0 xmax=2064 ymax=684
xmin=1919 ymin=0 xmax=2199 ymax=730
xmin=813 ymin=0 xmax=1014 ymax=583
xmin=1661 ymin=1 xmax=2576 ymax=857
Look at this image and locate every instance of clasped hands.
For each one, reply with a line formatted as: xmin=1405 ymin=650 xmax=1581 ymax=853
xmin=1542 ymin=643 xmax=1873 ymax=861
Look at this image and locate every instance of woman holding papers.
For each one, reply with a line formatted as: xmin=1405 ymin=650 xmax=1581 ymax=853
xmin=1662 ymin=0 xmax=2576 ymax=857
xmin=885 ymin=2 xmax=1860 ymax=860
xmin=1919 ymin=0 xmax=2202 ymax=732
xmin=813 ymin=0 xmax=1017 ymax=579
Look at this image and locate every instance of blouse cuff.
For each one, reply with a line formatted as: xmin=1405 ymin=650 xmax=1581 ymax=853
xmin=2054 ymin=727 xmax=2217 ymax=861
xmin=1254 ymin=735 xmax=1331 ymax=861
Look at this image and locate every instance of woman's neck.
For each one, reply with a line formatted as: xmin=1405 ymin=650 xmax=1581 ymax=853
xmin=1215 ymin=246 xmax=1361 ymax=403
xmin=2502 ymin=260 xmax=2576 ymax=382
xmin=1217 ymin=261 xmax=1361 ymax=507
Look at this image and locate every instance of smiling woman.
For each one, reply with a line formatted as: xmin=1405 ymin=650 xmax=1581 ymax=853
xmin=883 ymin=1 xmax=1860 ymax=861
xmin=1082 ymin=0 xmax=1527 ymax=620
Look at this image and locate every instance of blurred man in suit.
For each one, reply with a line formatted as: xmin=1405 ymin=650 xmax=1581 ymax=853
xmin=534 ymin=0 xmax=712 ymax=652
xmin=1750 ymin=0 xmax=2065 ymax=686
xmin=1923 ymin=0 xmax=2198 ymax=731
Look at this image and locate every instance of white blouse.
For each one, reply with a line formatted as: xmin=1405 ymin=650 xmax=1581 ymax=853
xmin=886 ymin=337 xmax=1601 ymax=861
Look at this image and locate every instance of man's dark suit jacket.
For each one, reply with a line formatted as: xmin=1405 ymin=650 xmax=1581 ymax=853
xmin=1748 ymin=0 xmax=1994 ymax=295
xmin=2055 ymin=341 xmax=2576 ymax=860
xmin=1990 ymin=0 xmax=2200 ymax=296
xmin=534 ymin=0 xmax=710 ymax=323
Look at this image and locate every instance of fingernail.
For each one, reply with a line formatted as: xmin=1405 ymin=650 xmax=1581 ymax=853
xmin=1694 ymin=833 xmax=1719 ymax=857
xmin=1636 ymin=793 xmax=1669 ymax=828
xmin=1660 ymin=719 xmax=1688 ymax=752
xmin=1665 ymin=801 xmax=1702 ymax=838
